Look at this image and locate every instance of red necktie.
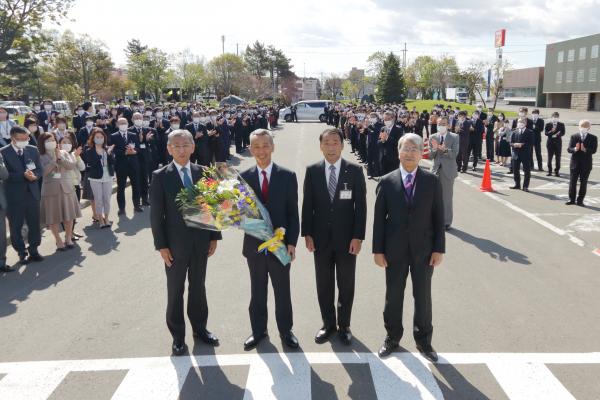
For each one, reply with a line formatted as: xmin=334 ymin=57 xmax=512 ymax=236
xmin=261 ymin=170 xmax=269 ymax=203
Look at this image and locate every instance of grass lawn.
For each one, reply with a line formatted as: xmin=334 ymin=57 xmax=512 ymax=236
xmin=406 ymin=99 xmax=518 ymax=117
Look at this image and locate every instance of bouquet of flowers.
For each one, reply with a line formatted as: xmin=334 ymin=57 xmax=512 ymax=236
xmin=175 ymin=163 xmax=291 ymax=266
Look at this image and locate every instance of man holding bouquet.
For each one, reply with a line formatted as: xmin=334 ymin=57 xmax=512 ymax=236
xmin=240 ymin=129 xmax=300 ymax=351
xmin=150 ymin=129 xmax=222 ymax=356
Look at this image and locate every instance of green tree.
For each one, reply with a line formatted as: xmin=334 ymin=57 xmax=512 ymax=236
xmin=244 ymin=41 xmax=270 ymax=81
xmin=405 ymin=55 xmax=436 ymax=99
xmin=127 ymin=45 xmax=170 ymax=101
xmin=366 ymin=51 xmax=388 ymax=78
xmin=376 ymin=52 xmax=406 ymax=103
xmin=341 ymin=79 xmax=360 ymax=100
xmin=174 ymin=49 xmax=206 ymax=101
xmin=207 ymin=53 xmax=246 ymax=98
xmin=51 ymin=31 xmax=113 ymax=99
xmin=457 ymin=61 xmax=487 ymax=105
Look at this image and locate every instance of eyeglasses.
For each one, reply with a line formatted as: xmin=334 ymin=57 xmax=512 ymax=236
xmin=400 ymin=147 xmax=420 ymax=154
xmin=170 ymin=144 xmax=193 ymax=150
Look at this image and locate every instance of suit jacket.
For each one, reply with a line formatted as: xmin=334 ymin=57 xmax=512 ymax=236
xmin=511 ymin=118 xmax=534 ymax=131
xmin=379 ymin=125 xmax=402 ymax=161
xmin=567 ymin=132 xmax=598 ymax=170
xmin=532 ymin=118 xmax=545 ymax=137
xmin=455 ymin=120 xmax=472 ymax=140
xmin=83 ymin=147 xmax=115 ymax=179
xmin=510 ymin=128 xmax=534 ymax=161
xmin=544 ymin=122 xmax=565 ymax=144
xmin=40 ymin=152 xmax=77 ymax=196
xmin=150 ymin=162 xmax=221 ymax=258
xmin=77 ymin=126 xmax=94 ymax=148
xmin=72 ymin=115 xmax=86 ymax=131
xmin=110 ymin=131 xmax=141 ymax=169
xmin=37 ymin=111 xmax=51 ymax=131
xmin=0 ymin=144 xmax=43 ymax=204
xmin=240 ymin=163 xmax=299 ymax=258
xmin=373 ymin=167 xmax=445 ymax=261
xmin=429 ymin=132 xmax=459 ymax=180
xmin=301 ymin=159 xmax=366 ymax=252
xmin=0 ymin=154 xmax=9 ymax=210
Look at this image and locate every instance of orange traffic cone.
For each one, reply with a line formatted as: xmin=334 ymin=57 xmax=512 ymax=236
xmin=422 ymin=137 xmax=429 ymax=159
xmin=480 ymin=159 xmax=494 ymax=192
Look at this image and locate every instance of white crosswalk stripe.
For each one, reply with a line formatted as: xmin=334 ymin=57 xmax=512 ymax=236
xmin=0 ymin=352 xmax=598 ymax=399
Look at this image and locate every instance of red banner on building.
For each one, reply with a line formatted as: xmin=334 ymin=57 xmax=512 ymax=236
xmin=495 ymin=29 xmax=506 ymax=48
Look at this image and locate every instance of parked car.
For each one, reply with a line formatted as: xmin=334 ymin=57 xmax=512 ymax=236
xmin=279 ymin=100 xmax=332 ymax=122
xmin=0 ymin=100 xmax=27 ymax=107
xmin=52 ymin=101 xmax=72 ymax=116
xmin=3 ymin=105 xmax=33 ymax=125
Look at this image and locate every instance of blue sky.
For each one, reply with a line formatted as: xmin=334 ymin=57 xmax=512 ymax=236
xmin=52 ymin=0 xmax=599 ymax=77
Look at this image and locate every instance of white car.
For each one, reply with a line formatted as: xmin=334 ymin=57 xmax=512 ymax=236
xmin=280 ymin=100 xmax=332 ymax=122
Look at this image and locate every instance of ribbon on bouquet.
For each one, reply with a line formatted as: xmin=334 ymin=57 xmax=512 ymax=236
xmin=258 ymin=227 xmax=286 ymax=255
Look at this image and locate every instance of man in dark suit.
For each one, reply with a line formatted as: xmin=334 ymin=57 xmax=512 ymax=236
xmin=0 ymin=126 xmax=44 ymax=264
xmin=186 ymin=112 xmax=209 ymax=166
xmin=110 ymin=117 xmax=142 ymax=214
xmin=511 ymin=106 xmax=534 ymax=131
xmin=37 ymin=100 xmax=53 ymax=133
xmin=468 ymin=111 xmax=484 ymax=171
xmin=129 ymin=113 xmax=155 ymax=206
xmin=566 ymin=120 xmax=597 ymax=206
xmin=510 ymin=117 xmax=534 ymax=192
xmin=0 ymin=153 xmax=11 ymax=272
xmin=455 ymin=111 xmax=472 ymax=173
xmin=240 ymin=129 xmax=300 ymax=351
xmin=484 ymin=108 xmax=498 ymax=162
xmin=379 ymin=111 xmax=402 ymax=174
xmin=531 ymin=109 xmax=544 ymax=171
xmin=150 ymin=129 xmax=221 ymax=356
xmin=76 ymin=116 xmax=95 ymax=148
xmin=373 ymin=132 xmax=445 ymax=362
xmin=302 ymin=128 xmax=366 ymax=345
xmin=545 ymin=112 xmax=565 ymax=176
xmin=72 ymin=104 xmax=87 ymax=131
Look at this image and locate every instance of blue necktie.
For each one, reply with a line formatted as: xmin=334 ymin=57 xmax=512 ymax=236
xmin=181 ymin=167 xmax=193 ymax=189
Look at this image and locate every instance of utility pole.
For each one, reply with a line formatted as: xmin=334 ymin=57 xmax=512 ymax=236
xmin=236 ymin=43 xmax=239 ymax=56
xmin=221 ymin=35 xmax=225 ymax=54
xmin=402 ymin=42 xmax=407 ymax=69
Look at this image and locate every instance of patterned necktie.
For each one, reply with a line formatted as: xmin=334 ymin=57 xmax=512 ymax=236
xmin=181 ymin=167 xmax=193 ymax=189
xmin=328 ymin=164 xmax=337 ymax=201
xmin=404 ymin=173 xmax=414 ymax=200
xmin=261 ymin=170 xmax=269 ymax=203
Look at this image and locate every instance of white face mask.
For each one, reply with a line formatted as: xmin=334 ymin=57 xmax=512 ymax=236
xmin=94 ymin=138 xmax=104 ymax=145
xmin=200 ymin=117 xmax=209 ymax=124
xmin=34 ymin=106 xmax=41 ymax=112
xmin=15 ymin=140 xmax=28 ymax=149
xmin=438 ymin=126 xmax=448 ymax=134
xmin=580 ymin=128 xmax=590 ymax=135
xmin=44 ymin=105 xmax=52 ymax=111
xmin=145 ymin=111 xmax=152 ymax=117
xmin=142 ymin=120 xmax=150 ymax=128
xmin=133 ymin=119 xmax=143 ymax=127
xmin=519 ymin=112 xmax=525 ymax=117
xmin=193 ymin=117 xmax=201 ymax=124
xmin=118 ymin=124 xmax=128 ymax=132
xmin=86 ymin=121 xmax=94 ymax=128
xmin=551 ymin=117 xmax=558 ymax=123
xmin=155 ymin=112 xmax=163 ymax=118
xmin=384 ymin=120 xmax=393 ymax=127
xmin=77 ymin=110 xmax=84 ymax=116
xmin=369 ymin=118 xmax=377 ymax=124
xmin=532 ymin=114 xmax=539 ymax=120
xmin=45 ymin=141 xmax=57 ymax=151
xmin=498 ymin=116 xmax=504 ymax=121
xmin=99 ymin=109 xmax=106 ymax=115
xmin=61 ymin=143 xmax=72 ymax=152
xmin=517 ymin=123 xmax=525 ymax=130
xmin=170 ymin=124 xmax=180 ymax=130
xmin=57 ymin=124 xmax=66 ymax=131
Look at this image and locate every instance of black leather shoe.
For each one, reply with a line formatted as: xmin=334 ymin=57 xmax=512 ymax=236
xmin=522 ymin=187 xmax=529 ymax=192
xmin=509 ymin=185 xmax=520 ymax=189
xmin=27 ymin=254 xmax=44 ymax=263
xmin=378 ymin=336 xmax=399 ymax=358
xmin=244 ymin=332 xmax=268 ymax=351
xmin=0 ymin=265 xmax=15 ymax=273
xmin=338 ymin=328 xmax=352 ymax=346
xmin=172 ymin=341 xmax=187 ymax=356
xmin=281 ymin=331 xmax=299 ymax=349
xmin=416 ymin=344 xmax=438 ymax=363
xmin=315 ymin=326 xmax=337 ymax=344
xmin=546 ymin=172 xmax=552 ymax=176
xmin=18 ymin=254 xmax=29 ymax=265
xmin=118 ymin=209 xmax=125 ymax=215
xmin=134 ymin=206 xmax=144 ymax=213
xmin=142 ymin=201 xmax=151 ymax=206
xmin=554 ymin=172 xmax=560 ymax=177
xmin=576 ymin=201 xmax=585 ymax=207
xmin=445 ymin=225 xmax=452 ymax=231
xmin=566 ymin=200 xmax=575 ymax=205
xmin=194 ymin=329 xmax=219 ymax=346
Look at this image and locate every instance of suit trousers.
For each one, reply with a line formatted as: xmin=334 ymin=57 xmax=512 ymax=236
xmin=165 ymin=248 xmax=209 ymax=342
xmin=314 ymin=246 xmax=356 ymax=329
xmin=531 ymin=133 xmax=543 ymax=169
xmin=467 ymin=138 xmax=480 ymax=169
xmin=138 ymin=153 xmax=151 ymax=203
xmin=7 ymin=192 xmax=41 ymax=256
xmin=0 ymin=208 xmax=6 ymax=265
xmin=246 ymin=252 xmax=293 ymax=336
xmin=384 ymin=253 xmax=434 ymax=347
xmin=456 ymin=137 xmax=470 ymax=171
xmin=437 ymin=173 xmax=455 ymax=226
xmin=547 ymin=143 xmax=562 ymax=173
xmin=512 ymin=157 xmax=531 ymax=188
xmin=115 ymin=162 xmax=140 ymax=210
xmin=569 ymin=164 xmax=592 ymax=202
xmin=486 ymin=134 xmax=495 ymax=161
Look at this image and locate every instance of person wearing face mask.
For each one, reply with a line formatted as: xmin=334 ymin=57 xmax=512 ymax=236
xmin=110 ymin=117 xmax=142 ymax=214
xmin=83 ymin=128 xmax=115 ymax=228
xmin=37 ymin=133 xmax=81 ymax=251
xmin=76 ymin=116 xmax=95 ymax=149
xmin=530 ymin=109 xmax=544 ymax=171
xmin=484 ymin=108 xmax=498 ymax=162
xmin=467 ymin=111 xmax=484 ymax=171
xmin=429 ymin=117 xmax=459 ymax=230
xmin=95 ymin=104 xmax=111 ymax=136
xmin=59 ymin=134 xmax=86 ymax=240
xmin=510 ymin=117 xmax=534 ymax=191
xmin=150 ymin=108 xmax=170 ymax=166
xmin=379 ymin=111 xmax=402 ymax=174
xmin=495 ymin=118 xmax=511 ymax=167
xmin=215 ymin=116 xmax=231 ymax=162
xmin=566 ymin=120 xmax=598 ymax=206
xmin=544 ymin=112 xmax=566 ymax=176
xmin=37 ymin=100 xmax=53 ymax=132
xmin=72 ymin=105 xmax=87 ymax=131
xmin=455 ymin=111 xmax=472 ymax=173
xmin=0 ymin=107 xmax=18 ymax=147
xmin=204 ymin=110 xmax=221 ymax=165
xmin=53 ymin=117 xmax=69 ymax=142
xmin=22 ymin=118 xmax=41 ymax=146
xmin=176 ymin=105 xmax=188 ymax=124
xmin=129 ymin=113 xmax=154 ymax=206
xmin=185 ymin=111 xmax=208 ymax=165
xmin=366 ymin=113 xmax=384 ymax=179
xmin=122 ymin=102 xmax=135 ymax=126
xmin=511 ymin=106 xmax=533 ymax=131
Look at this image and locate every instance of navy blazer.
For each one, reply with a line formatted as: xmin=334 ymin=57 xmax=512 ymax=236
xmin=83 ymin=147 xmax=115 ymax=179
xmin=110 ymin=131 xmax=141 ymax=167
xmin=0 ymin=144 xmax=43 ymax=204
xmin=240 ymin=163 xmax=299 ymax=258
xmin=567 ymin=132 xmax=598 ymax=170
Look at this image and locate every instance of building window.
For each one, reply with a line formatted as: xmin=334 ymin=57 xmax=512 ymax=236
xmin=579 ymin=47 xmax=587 ymax=60
xmin=557 ymin=51 xmax=564 ymax=63
xmin=556 ymin=71 xmax=563 ymax=84
xmin=591 ymin=68 xmax=597 ymax=82
xmin=566 ymin=70 xmax=573 ymax=83
xmin=576 ymin=69 xmax=585 ymax=83
xmin=592 ymin=45 xmax=599 ymax=59
xmin=567 ymin=49 xmax=575 ymax=62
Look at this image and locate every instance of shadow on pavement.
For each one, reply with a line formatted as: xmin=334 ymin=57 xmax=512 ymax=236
xmin=448 ymin=228 xmax=531 ymax=265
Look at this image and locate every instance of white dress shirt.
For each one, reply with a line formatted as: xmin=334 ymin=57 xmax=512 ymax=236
xmin=258 ymin=162 xmax=273 ymax=187
xmin=173 ymin=160 xmax=192 ymax=186
xmin=324 ymin=157 xmax=342 ymax=184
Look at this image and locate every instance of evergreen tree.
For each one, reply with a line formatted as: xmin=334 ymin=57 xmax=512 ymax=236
xmin=376 ymin=52 xmax=406 ymax=103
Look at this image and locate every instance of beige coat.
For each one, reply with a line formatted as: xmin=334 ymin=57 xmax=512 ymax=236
xmin=40 ymin=150 xmax=77 ymax=196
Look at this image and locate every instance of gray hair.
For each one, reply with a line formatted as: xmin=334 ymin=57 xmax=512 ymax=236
xmin=579 ymin=119 xmax=591 ymax=128
xmin=398 ymin=133 xmax=424 ymax=152
xmin=383 ymin=110 xmax=395 ymax=119
xmin=167 ymin=129 xmax=194 ymax=145
xmin=250 ymin=128 xmax=274 ymax=146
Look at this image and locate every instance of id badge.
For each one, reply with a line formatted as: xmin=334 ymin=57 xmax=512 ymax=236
xmin=26 ymin=161 xmax=36 ymax=170
xmin=340 ymin=190 xmax=352 ymax=200
xmin=52 ymin=172 xmax=61 ymax=179
xmin=140 ymin=144 xmax=146 ymax=149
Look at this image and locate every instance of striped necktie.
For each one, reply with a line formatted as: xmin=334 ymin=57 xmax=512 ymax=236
xmin=328 ymin=164 xmax=337 ymax=201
